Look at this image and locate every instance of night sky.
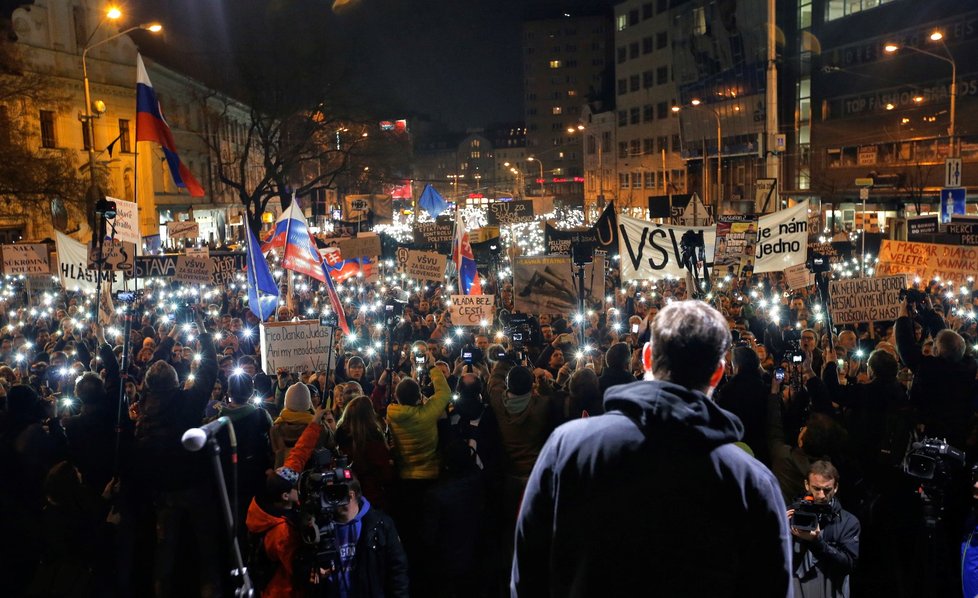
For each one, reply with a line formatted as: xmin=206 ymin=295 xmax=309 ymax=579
xmin=127 ymin=0 xmax=615 ymax=129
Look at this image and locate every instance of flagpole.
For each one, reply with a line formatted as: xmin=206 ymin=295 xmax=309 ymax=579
xmin=282 ymin=193 xmax=295 ymax=318
xmin=245 ymin=219 xmax=266 ymax=322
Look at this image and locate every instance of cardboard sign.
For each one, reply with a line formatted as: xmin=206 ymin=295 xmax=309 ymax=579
xmin=167 ymin=220 xmax=199 ymax=239
xmin=487 ymin=200 xmax=535 ymax=226
xmin=784 ymin=263 xmax=815 ymax=290
xmin=337 ymin=233 xmax=382 ymax=259
xmin=260 ymin=320 xmax=337 ymax=374
xmin=2 ymin=244 xmax=49 ymax=275
xmin=513 ymin=255 xmax=605 ymax=314
xmin=108 ymin=197 xmax=140 ymax=245
xmin=55 ymin=231 xmax=124 ymax=293
xmin=877 ymin=240 xmax=978 ymax=283
xmin=829 ymin=275 xmax=907 ymax=324
xmin=174 ymin=255 xmax=215 ymax=285
xmin=413 ymin=221 xmax=454 ymax=244
xmin=87 ymin=240 xmax=135 ymax=274
xmin=618 ymin=215 xmax=716 ymax=281
xmin=395 ymin=248 xmax=446 ymax=283
xmin=449 ymin=294 xmax=495 ymax=326
xmin=753 ymin=200 xmax=809 ymax=273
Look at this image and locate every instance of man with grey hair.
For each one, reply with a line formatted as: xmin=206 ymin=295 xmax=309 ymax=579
xmin=895 ymin=297 xmax=977 ymax=447
xmin=512 ymin=300 xmax=791 ymax=597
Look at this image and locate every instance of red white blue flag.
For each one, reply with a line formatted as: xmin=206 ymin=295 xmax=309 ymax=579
xmin=452 ymin=211 xmax=482 ymax=295
xmin=319 ymin=260 xmax=351 ymax=335
xmin=262 ymin=197 xmax=327 ymax=283
xmin=135 ymin=55 xmax=205 ymax=197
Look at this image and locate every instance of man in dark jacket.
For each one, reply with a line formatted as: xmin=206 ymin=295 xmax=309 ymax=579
xmin=512 ymin=300 xmax=792 ymax=597
xmin=597 ymin=342 xmax=635 ymax=397
xmin=894 ymin=298 xmax=977 ymax=448
xmin=716 ymin=346 xmax=770 ymax=465
xmin=787 ymin=460 xmax=860 ymax=598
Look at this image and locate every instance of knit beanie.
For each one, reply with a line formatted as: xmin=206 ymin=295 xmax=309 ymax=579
xmin=284 ymin=382 xmax=312 ymax=412
xmin=505 ymin=365 xmax=534 ymax=396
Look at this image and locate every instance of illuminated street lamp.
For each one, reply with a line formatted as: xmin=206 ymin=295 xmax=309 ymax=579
xmin=673 ymin=101 xmax=722 ymax=211
xmin=527 ymin=156 xmax=545 ymax=195
xmin=884 ymin=31 xmax=957 ymax=154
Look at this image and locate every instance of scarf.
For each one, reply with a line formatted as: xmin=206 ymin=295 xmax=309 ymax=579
xmin=274 ymin=408 xmax=314 ymax=426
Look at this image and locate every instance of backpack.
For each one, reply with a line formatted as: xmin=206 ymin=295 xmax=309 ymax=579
xmin=246 ymin=531 xmax=276 ymax=592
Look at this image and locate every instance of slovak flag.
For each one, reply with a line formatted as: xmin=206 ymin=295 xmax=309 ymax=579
xmin=262 ymin=197 xmax=327 ymax=283
xmin=319 ymin=261 xmax=351 ymax=336
xmin=135 ymin=55 xmax=205 ymax=197
xmin=452 ymin=212 xmax=482 ymax=295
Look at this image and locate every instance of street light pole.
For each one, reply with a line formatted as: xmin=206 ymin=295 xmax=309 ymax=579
xmin=674 ymin=102 xmax=722 ymax=215
xmin=885 ymin=33 xmax=957 ymax=155
xmin=528 ymin=156 xmax=544 ymax=196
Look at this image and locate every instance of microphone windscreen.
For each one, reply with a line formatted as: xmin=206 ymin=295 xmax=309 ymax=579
xmin=181 ymin=427 xmax=208 ymax=452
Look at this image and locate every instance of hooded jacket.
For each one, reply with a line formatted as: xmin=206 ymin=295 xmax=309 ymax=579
xmin=512 ymin=379 xmax=792 ymax=598
xmin=386 ymin=367 xmax=451 ymax=480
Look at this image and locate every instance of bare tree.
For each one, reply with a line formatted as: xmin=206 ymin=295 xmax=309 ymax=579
xmin=901 ymin=160 xmax=940 ymax=216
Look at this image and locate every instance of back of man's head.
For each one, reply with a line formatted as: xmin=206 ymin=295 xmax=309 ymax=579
xmin=731 ymin=346 xmax=760 ymax=375
xmin=74 ymin=372 xmax=106 ymax=406
xmin=395 ymin=377 xmax=421 ymax=406
xmin=867 ymin=349 xmax=898 ymax=381
xmin=144 ymin=360 xmax=179 ymax=393
xmin=649 ymin=301 xmax=731 ymax=391
xmin=934 ymin=329 xmax=966 ymax=363
xmin=604 ymin=342 xmax=631 ymax=372
xmin=568 ymin=368 xmax=599 ymax=401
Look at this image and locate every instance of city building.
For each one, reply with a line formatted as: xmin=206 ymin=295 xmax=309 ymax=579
xmin=522 ymin=10 xmax=615 ymax=206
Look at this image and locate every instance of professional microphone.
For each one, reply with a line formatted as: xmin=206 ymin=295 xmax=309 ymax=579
xmin=181 ymin=416 xmax=230 ymax=452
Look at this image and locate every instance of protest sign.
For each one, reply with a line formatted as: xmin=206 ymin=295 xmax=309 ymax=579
xmin=166 ymin=220 xmax=199 ymax=239
xmin=713 ymin=215 xmax=758 ymax=279
xmin=514 ymin=255 xmax=605 ymax=314
xmin=174 ymin=255 xmax=215 ymax=285
xmin=544 ymin=224 xmax=598 ymax=255
xmin=753 ymin=200 xmax=809 ymax=273
xmin=260 ymin=320 xmax=337 ymax=373
xmin=134 ymin=252 xmax=247 ymax=284
xmin=185 ymin=246 xmax=209 ymax=259
xmin=87 ymin=240 xmax=135 ymax=274
xmin=2 ymin=244 xmax=49 ymax=275
xmin=413 ymin=221 xmax=454 ymax=244
xmin=110 ymin=197 xmax=140 ymax=245
xmin=338 ymin=233 xmax=382 ymax=259
xmin=487 ymin=200 xmax=535 ymax=226
xmin=784 ymin=263 xmax=815 ymax=290
xmin=829 ymin=275 xmax=907 ymax=324
xmin=877 ymin=240 xmax=978 ymax=283
xmin=470 ymin=227 xmax=501 ymax=244
xmin=449 ymin=294 xmax=495 ymax=326
xmin=947 ymin=216 xmax=978 ymax=246
xmin=395 ymin=248 xmax=446 ymax=283
xmin=617 ymin=214 xmax=716 ymax=281
xmin=55 ymin=231 xmax=124 ymax=293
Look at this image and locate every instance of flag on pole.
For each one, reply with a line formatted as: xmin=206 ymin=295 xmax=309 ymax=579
xmin=452 ymin=211 xmax=482 ymax=295
xmin=135 ymin=55 xmax=205 ymax=197
xmin=262 ymin=197 xmax=326 ymax=283
xmin=418 ymin=184 xmax=448 ymax=219
xmin=320 ymin=261 xmax=351 ymax=336
xmin=245 ymin=220 xmax=279 ymax=321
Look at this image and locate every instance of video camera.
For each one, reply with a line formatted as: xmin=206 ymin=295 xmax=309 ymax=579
xmin=502 ymin=312 xmax=540 ymax=350
xmin=461 ymin=344 xmax=483 ymax=365
xmin=905 ymin=437 xmax=965 ymax=486
xmin=898 ymin=288 xmax=928 ymax=305
xmin=789 ymin=497 xmax=838 ymax=532
xmin=296 ymin=448 xmax=354 ymax=579
xmin=806 ymin=251 xmax=832 ymax=275
xmin=384 ymin=287 xmax=409 ymax=328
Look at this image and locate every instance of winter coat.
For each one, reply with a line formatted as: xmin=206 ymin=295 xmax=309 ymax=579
xmin=716 ymin=369 xmax=771 ymax=465
xmin=325 ymin=500 xmax=410 ymax=598
xmin=270 ymin=409 xmax=314 ymax=468
xmin=336 ymin=428 xmax=394 ymax=510
xmin=791 ymin=499 xmax=860 ymax=598
xmin=895 ymin=315 xmax=977 ymax=448
xmin=512 ymin=379 xmax=792 ymax=598
xmin=487 ymin=361 xmax=554 ymax=478
xmin=386 ymin=367 xmax=451 ymax=480
xmin=245 ymin=420 xmax=323 ymax=598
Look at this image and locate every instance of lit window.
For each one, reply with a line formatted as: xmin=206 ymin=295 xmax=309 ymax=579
xmin=549 ymin=60 xmax=563 ymax=69
xmin=552 ymin=106 xmax=562 ymax=115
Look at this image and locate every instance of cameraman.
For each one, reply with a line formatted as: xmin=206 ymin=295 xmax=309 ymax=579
xmin=786 ymin=461 xmax=860 ymax=598
xmin=894 ymin=297 xmax=977 ymax=448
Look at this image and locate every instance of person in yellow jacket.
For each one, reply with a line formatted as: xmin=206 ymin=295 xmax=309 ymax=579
xmin=385 ymin=366 xmax=451 ymax=594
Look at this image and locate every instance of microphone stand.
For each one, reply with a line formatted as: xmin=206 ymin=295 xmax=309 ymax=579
xmin=204 ymin=423 xmax=253 ymax=597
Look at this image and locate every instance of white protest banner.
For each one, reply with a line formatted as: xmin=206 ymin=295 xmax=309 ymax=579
xmin=784 ymin=263 xmax=815 ymax=290
xmin=185 ymin=246 xmax=209 ymax=259
xmin=753 ymin=200 xmax=809 ymax=273
xmin=829 ymin=275 xmax=907 ymax=324
xmin=2 ymin=244 xmax=49 ymax=275
xmin=167 ymin=220 xmax=199 ymax=239
xmin=260 ymin=320 xmax=337 ymax=373
xmin=110 ymin=197 xmax=140 ymax=246
xmin=395 ymin=248 xmax=446 ymax=283
xmin=449 ymin=294 xmax=495 ymax=326
xmin=174 ymin=255 xmax=215 ymax=285
xmin=618 ymin=214 xmax=716 ymax=281
xmin=55 ymin=231 xmax=124 ymax=293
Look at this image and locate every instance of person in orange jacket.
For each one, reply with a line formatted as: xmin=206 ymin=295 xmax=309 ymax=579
xmin=245 ymin=407 xmax=329 ymax=597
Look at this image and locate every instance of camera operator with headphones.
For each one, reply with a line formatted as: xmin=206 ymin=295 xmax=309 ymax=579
xmin=786 ymin=460 xmax=860 ymax=598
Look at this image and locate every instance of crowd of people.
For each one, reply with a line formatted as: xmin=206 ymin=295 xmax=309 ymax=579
xmin=1 ymin=258 xmax=977 ymax=597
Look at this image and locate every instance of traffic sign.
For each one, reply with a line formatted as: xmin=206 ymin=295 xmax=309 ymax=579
xmin=940 ymin=187 xmax=966 ymax=224
xmin=945 ymin=158 xmax=963 ymax=188
xmin=859 ymin=188 xmax=869 ymax=201
xmin=854 ymin=177 xmax=874 ymax=187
